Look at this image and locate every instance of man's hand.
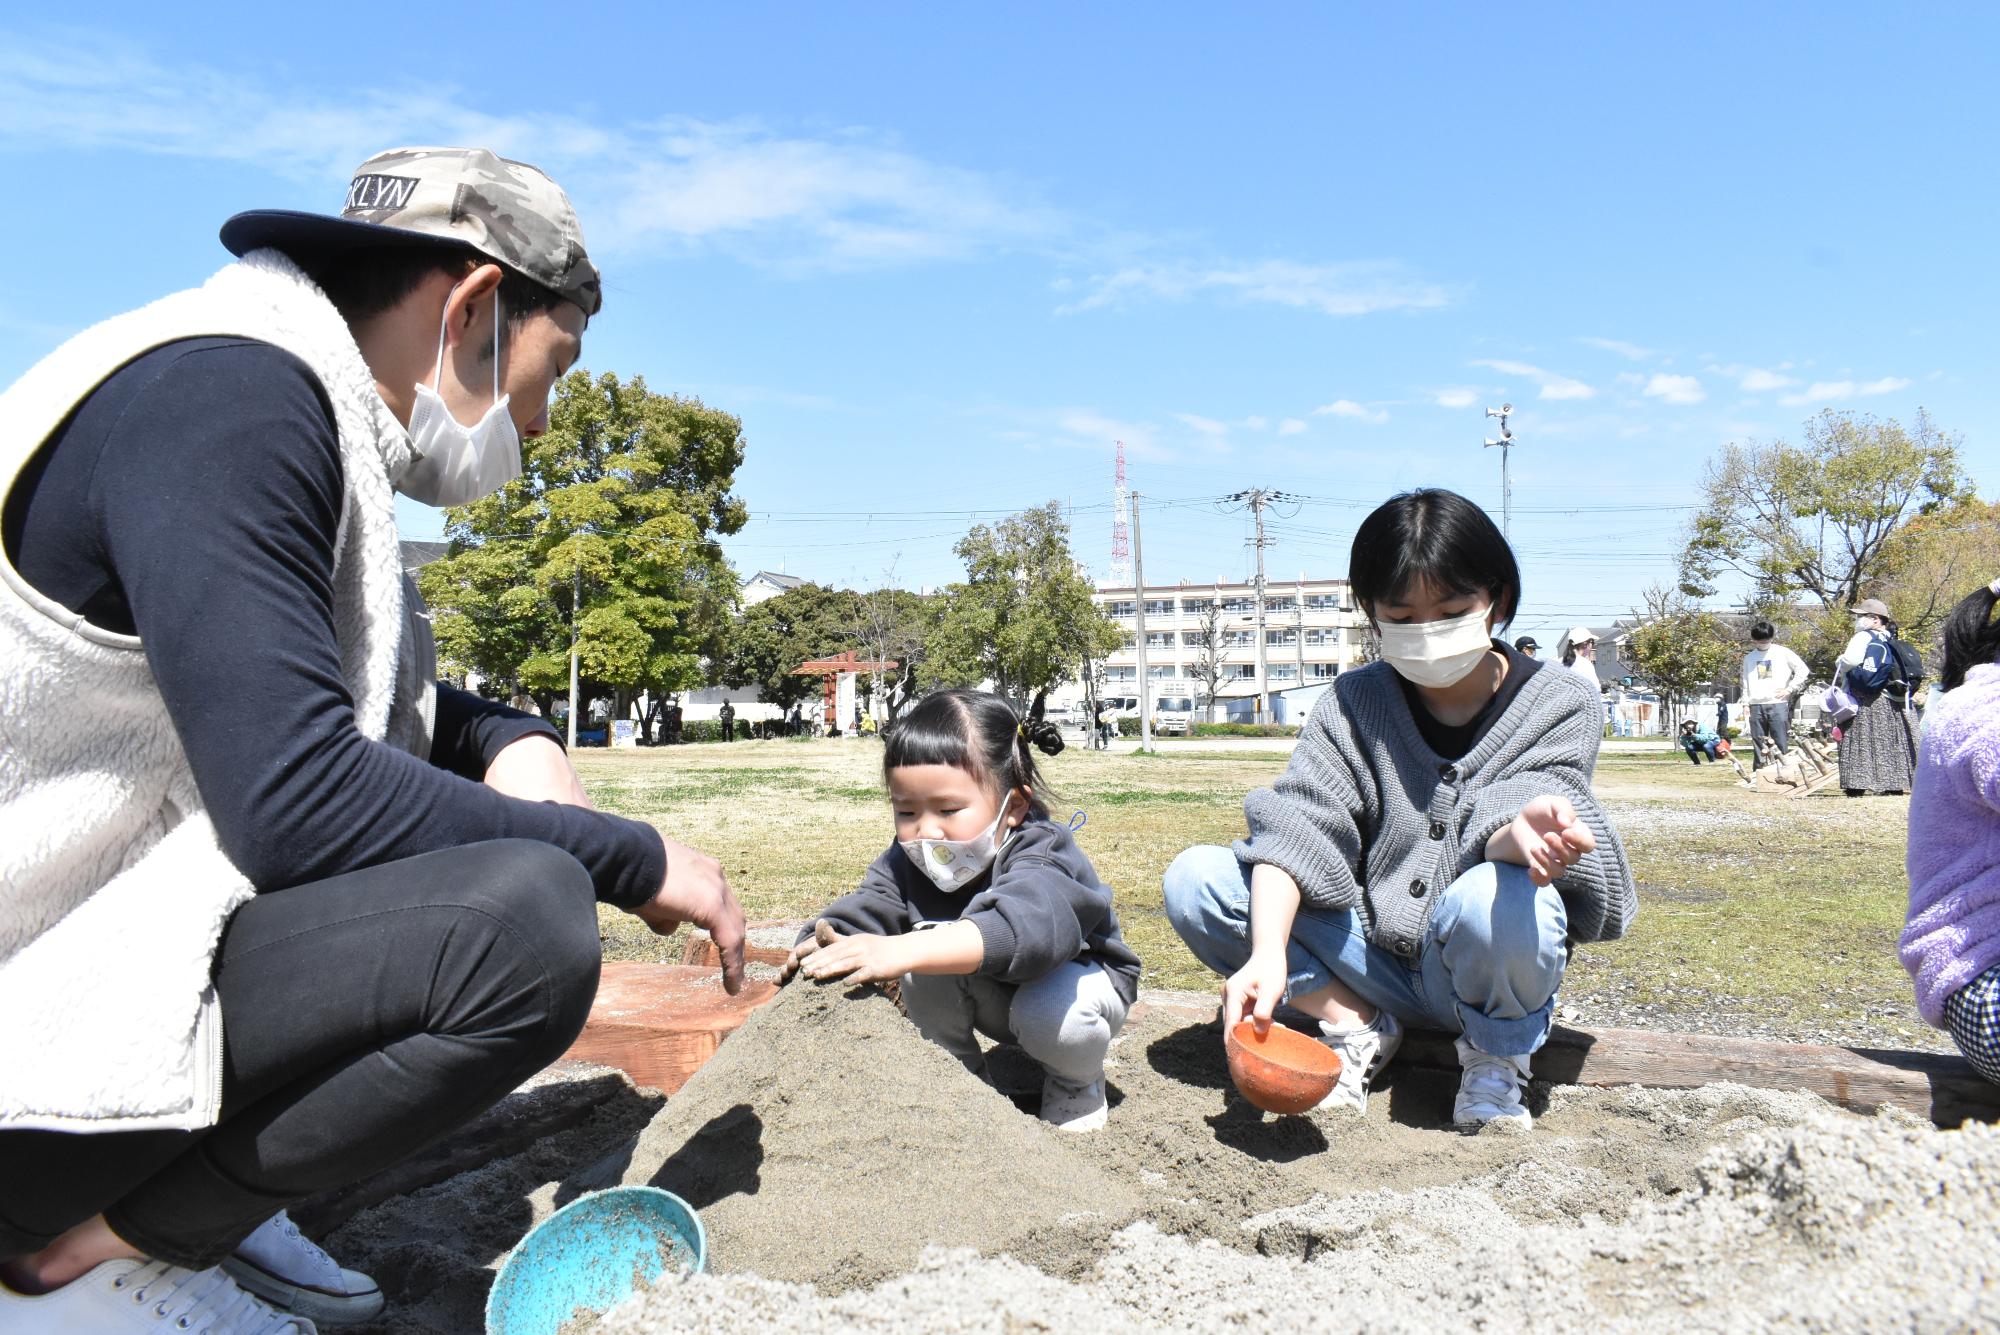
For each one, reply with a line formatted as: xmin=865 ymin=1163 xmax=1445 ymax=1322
xmin=633 ymin=835 xmax=747 ymax=994
xmin=1222 ymin=948 xmax=1290 ymax=1034
xmin=797 ymin=924 xmax=916 ymax=986
xmin=1485 ymin=794 xmax=1596 ymax=886
xmin=483 ymin=734 xmax=593 ymax=808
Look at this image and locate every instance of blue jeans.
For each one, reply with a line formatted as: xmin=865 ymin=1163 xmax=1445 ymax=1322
xmin=1163 ymin=846 xmax=1568 ymax=1057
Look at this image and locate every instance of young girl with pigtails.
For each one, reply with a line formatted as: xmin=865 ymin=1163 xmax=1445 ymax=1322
xmin=782 ymin=689 xmax=1142 ymax=1132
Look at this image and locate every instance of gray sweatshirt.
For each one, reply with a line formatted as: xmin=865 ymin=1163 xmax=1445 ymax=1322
xmin=1234 ymin=661 xmax=1636 ymax=957
xmin=806 ymin=816 xmax=1143 ymax=1005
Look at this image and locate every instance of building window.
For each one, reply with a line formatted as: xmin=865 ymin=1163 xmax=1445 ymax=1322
xmin=1182 ymin=630 xmax=1210 ymax=647
xmin=1221 ymin=596 xmax=1255 ymax=613
xmin=1303 ymin=593 xmax=1344 ymax=610
xmin=1266 ymin=629 xmax=1296 ymax=647
xmin=1267 ymin=597 xmax=1296 ymax=612
xmin=1229 ymin=664 xmax=1257 ymax=679
xmin=1145 ymin=632 xmax=1174 ymax=649
xmin=1270 ymin=664 xmax=1298 ymax=681
xmin=1106 ymin=600 xmax=1135 ymax=618
xmin=1305 ymin=629 xmax=1331 ymax=646
xmin=1106 ymin=666 xmax=1136 ymax=681
xmin=1183 ymin=598 xmax=1212 ymax=613
xmin=1309 ymin=663 xmax=1339 ymax=679
xmin=1147 ymin=665 xmax=1176 ymax=679
xmin=1224 ymin=630 xmax=1255 ymax=647
xmin=1144 ymin=599 xmax=1174 ymax=616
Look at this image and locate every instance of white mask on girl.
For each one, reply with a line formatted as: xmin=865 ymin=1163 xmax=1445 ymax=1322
xmin=900 ymin=800 xmax=1013 ymax=893
xmin=395 ymin=286 xmax=522 ymax=506
xmin=1377 ymin=607 xmax=1494 ymax=688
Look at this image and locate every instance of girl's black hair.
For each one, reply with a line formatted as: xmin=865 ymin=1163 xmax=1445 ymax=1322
xmin=1940 ymin=581 xmax=2000 ymax=692
xmin=882 ymin=689 xmax=1064 ymax=814
xmin=1348 ymin=488 xmax=1521 ymax=630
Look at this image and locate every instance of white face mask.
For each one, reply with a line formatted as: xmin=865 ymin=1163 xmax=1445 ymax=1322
xmin=899 ymin=799 xmax=1013 ymax=893
xmin=395 ymin=286 xmax=522 ymax=507
xmin=1376 ymin=607 xmax=1494 ymax=689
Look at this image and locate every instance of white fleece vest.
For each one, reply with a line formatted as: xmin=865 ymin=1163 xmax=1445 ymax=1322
xmin=0 ymin=250 xmax=427 ymax=1132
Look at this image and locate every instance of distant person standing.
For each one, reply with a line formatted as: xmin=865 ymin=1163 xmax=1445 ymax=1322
xmin=1834 ymin=598 xmax=1918 ymax=796
xmin=1560 ymin=627 xmax=1602 ymax=692
xmin=1513 ymin=635 xmax=1539 ymax=659
xmin=718 ymin=700 xmax=735 ymax=743
xmin=1739 ymin=620 xmax=1808 ymax=771
xmin=666 ymin=700 xmax=685 ymax=746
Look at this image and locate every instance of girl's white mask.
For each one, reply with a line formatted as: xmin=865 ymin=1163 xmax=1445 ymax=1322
xmin=900 ymin=801 xmax=1013 ymax=893
xmin=1377 ymin=607 xmax=1495 ymax=689
xmin=395 ymin=286 xmax=522 ymax=507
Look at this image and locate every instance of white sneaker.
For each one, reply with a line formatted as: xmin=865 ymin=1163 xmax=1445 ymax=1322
xmin=1453 ymin=1035 xmax=1534 ymax=1129
xmin=1314 ymin=1008 xmax=1404 ymax=1113
xmin=221 ymin=1211 xmax=382 ymax=1327
xmin=0 ymin=1257 xmax=316 ymax=1333
xmin=1040 ymin=1075 xmax=1109 ymax=1133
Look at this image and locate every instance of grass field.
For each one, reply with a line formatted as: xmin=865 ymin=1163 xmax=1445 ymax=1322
xmin=574 ymin=737 xmax=1935 ymax=1051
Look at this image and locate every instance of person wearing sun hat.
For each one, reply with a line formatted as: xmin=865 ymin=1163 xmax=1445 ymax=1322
xmin=1833 ymin=597 xmax=1919 ymax=796
xmin=1559 ymin=625 xmax=1603 ymax=692
xmin=0 ymin=148 xmax=746 ymax=1331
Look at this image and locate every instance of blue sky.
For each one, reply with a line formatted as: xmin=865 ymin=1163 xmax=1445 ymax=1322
xmin=3 ymin=5 xmax=1994 ymax=646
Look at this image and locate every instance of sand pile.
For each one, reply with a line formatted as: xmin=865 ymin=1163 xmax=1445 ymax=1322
xmin=594 ymin=1103 xmax=2000 ymax=1333
xmin=564 ymin=976 xmax=1144 ymax=1289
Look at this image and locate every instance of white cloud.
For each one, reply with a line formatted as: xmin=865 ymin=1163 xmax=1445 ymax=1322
xmin=1739 ymin=367 xmax=1797 ymax=392
xmin=1778 ymin=376 xmax=1913 ymax=407
xmin=1312 ymin=399 xmax=1389 ymax=423
xmin=1615 ymin=372 xmax=1646 ymax=388
xmin=1278 ymin=418 xmax=1308 ymax=435
xmin=1174 ymin=413 xmax=1231 ymax=437
xmin=1050 ymin=410 xmax=1170 ymax=461
xmin=1470 ymin=359 xmax=1595 ymax=401
xmin=1060 ymin=260 xmax=1449 ymax=318
xmin=1578 ymin=336 xmax=1658 ymax=360
xmin=1432 ymin=387 xmax=1480 ymax=408
xmin=1243 ymin=415 xmax=1269 ymax=431
xmin=1642 ymin=373 xmax=1706 ymax=405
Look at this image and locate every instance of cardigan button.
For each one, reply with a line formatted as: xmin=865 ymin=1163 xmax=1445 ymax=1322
xmin=1429 ymin=821 xmax=1446 ymax=840
xmin=1409 ymin=878 xmax=1426 ymax=897
xmin=1439 ymin=764 xmax=1457 ymax=782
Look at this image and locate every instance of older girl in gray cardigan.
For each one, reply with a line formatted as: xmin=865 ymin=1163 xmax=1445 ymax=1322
xmin=1165 ymin=489 xmax=1635 ymax=1128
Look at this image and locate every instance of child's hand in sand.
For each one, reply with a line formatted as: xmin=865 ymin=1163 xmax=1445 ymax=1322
xmin=779 ymin=919 xmax=843 ymax=984
xmin=797 ymin=926 xmax=914 ymax=985
xmin=1485 ymin=795 xmax=1596 ymax=886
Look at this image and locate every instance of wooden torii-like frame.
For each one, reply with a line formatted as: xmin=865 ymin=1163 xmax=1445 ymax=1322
xmin=792 ymin=650 xmax=899 ymax=731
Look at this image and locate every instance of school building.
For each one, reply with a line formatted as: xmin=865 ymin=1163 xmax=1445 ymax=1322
xmin=1063 ymin=575 xmax=1370 ymax=722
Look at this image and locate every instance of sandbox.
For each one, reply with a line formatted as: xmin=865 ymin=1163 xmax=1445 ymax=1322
xmin=329 ymin=976 xmax=2000 ymax=1333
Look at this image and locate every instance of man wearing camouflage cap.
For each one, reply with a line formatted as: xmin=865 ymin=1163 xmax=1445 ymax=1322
xmin=0 ymin=148 xmax=746 ymax=1331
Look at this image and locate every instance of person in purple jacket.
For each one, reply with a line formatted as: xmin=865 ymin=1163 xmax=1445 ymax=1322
xmin=1900 ymin=577 xmax=2000 ymax=1082
xmin=781 ymin=689 xmax=1142 ymax=1133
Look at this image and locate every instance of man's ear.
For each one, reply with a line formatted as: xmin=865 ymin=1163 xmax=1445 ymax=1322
xmin=441 ymin=262 xmax=505 ymax=350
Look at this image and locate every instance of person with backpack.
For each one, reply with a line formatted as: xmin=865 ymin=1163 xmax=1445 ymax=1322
xmin=1833 ymin=598 xmax=1920 ymax=796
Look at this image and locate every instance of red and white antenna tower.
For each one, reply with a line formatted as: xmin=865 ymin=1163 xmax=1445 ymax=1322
xmin=1109 ymin=441 xmax=1131 ymax=587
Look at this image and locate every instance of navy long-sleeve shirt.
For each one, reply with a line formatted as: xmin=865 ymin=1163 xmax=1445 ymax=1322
xmin=3 ymin=336 xmax=665 ymax=908
xmin=806 ymin=816 xmax=1142 ymax=1005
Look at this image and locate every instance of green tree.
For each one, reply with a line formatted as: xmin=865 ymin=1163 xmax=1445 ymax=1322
xmin=1870 ymin=496 xmax=2000 ymax=673
xmin=1678 ymin=408 xmax=1969 ymax=617
xmin=419 ymin=370 xmax=747 ymax=734
xmin=1623 ymin=587 xmax=1737 ymax=731
xmin=721 ymin=583 xmax=866 ymax=714
xmin=926 ymin=502 xmax=1124 ymax=711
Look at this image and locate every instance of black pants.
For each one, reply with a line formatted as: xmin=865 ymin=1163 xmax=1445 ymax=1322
xmin=0 ymin=840 xmax=600 ymax=1269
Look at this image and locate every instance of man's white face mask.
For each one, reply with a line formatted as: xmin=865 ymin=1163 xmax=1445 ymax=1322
xmin=395 ymin=284 xmax=522 ymax=506
xmin=1376 ymin=607 xmax=1494 ymax=689
xmin=899 ymin=800 xmax=1012 ymax=893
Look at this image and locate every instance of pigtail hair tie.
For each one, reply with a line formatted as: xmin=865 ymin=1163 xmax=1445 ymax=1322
xmin=1988 ymin=575 xmax=2000 ymax=598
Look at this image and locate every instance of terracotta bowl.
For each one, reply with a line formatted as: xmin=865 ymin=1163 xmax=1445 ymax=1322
xmin=1224 ymin=1019 xmax=1342 ymax=1115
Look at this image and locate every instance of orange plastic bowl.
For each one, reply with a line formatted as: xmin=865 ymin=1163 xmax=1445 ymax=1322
xmin=1224 ymin=1019 xmax=1342 ymax=1115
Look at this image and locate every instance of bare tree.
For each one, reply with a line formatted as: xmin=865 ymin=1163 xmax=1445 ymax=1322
xmin=1187 ymin=599 xmax=1227 ymax=722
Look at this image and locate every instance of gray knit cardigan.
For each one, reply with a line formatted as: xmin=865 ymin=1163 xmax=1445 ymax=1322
xmin=1234 ymin=660 xmax=1636 ymax=956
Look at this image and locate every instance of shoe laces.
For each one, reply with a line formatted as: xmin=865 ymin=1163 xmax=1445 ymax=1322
xmin=241 ymin=1210 xmax=342 ymax=1290
xmin=113 ymin=1261 xmax=306 ymax=1333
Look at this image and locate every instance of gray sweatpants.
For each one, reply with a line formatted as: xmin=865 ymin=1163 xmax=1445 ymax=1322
xmin=900 ymin=960 xmax=1129 ymax=1090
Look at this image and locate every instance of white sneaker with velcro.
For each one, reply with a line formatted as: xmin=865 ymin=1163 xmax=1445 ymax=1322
xmin=1452 ymin=1035 xmax=1535 ymax=1129
xmin=221 ymin=1212 xmax=382 ymax=1327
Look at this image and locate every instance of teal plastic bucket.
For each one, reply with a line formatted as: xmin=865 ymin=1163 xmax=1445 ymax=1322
xmin=485 ymin=1187 xmax=706 ymax=1335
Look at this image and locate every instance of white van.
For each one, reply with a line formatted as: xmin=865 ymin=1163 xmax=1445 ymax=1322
xmin=1151 ymin=686 xmax=1195 ymax=736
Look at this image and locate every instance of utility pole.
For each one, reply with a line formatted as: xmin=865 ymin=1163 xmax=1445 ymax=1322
xmin=1293 ymin=583 xmax=1306 ymax=686
xmin=1483 ymin=403 xmax=1518 ymax=539
xmin=1130 ymin=491 xmax=1153 ymax=752
xmin=567 ymin=565 xmax=580 ymax=751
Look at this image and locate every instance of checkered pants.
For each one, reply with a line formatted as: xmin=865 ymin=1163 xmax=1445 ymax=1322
xmin=1943 ymin=964 xmax=2000 ymax=1085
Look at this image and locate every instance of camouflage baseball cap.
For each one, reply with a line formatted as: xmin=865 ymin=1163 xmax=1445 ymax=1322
xmin=221 ymin=146 xmax=601 ymax=316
